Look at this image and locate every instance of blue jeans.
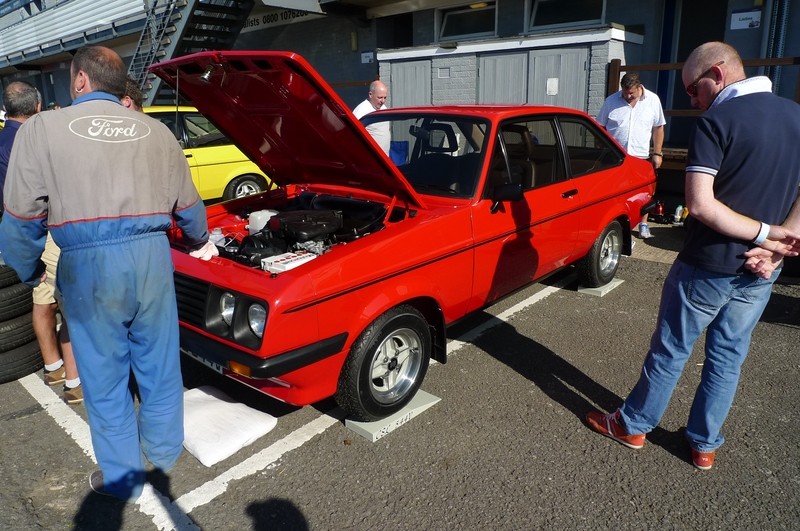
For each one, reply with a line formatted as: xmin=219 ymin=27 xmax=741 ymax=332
xmin=619 ymin=260 xmax=778 ymax=452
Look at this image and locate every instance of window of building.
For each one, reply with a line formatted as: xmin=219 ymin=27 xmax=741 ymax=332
xmin=439 ymin=2 xmax=496 ymax=41
xmin=0 ymin=0 xmax=37 ymax=19
xmin=530 ymin=0 xmax=604 ymax=30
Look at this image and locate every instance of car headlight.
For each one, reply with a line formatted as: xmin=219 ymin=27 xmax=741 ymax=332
xmin=248 ymin=304 xmax=266 ymax=338
xmin=219 ymin=292 xmax=236 ymax=326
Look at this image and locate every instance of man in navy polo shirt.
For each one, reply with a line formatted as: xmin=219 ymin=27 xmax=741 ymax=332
xmin=586 ymin=42 xmax=800 ymax=470
xmin=0 ymin=82 xmax=41 ymax=214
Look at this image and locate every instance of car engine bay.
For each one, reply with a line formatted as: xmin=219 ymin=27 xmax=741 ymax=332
xmin=205 ymin=192 xmax=392 ymax=273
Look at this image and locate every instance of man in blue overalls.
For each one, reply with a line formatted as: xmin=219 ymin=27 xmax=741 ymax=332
xmin=0 ymin=45 xmax=217 ymax=500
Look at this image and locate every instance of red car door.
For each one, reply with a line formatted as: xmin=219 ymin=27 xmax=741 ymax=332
xmin=470 ymin=117 xmax=580 ymax=306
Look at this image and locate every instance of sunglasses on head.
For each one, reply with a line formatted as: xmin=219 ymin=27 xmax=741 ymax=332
xmin=686 ymin=61 xmax=724 ymax=97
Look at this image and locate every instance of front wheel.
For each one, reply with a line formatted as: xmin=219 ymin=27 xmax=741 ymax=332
xmin=578 ymin=220 xmax=623 ymax=287
xmin=336 ymin=305 xmax=431 ymax=421
xmin=222 ymin=174 xmax=269 ymax=200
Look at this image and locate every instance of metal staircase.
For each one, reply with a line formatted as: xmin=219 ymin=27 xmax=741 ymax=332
xmin=128 ymin=0 xmax=255 ymax=106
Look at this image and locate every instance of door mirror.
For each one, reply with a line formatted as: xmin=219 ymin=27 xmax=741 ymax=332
xmin=490 ymin=183 xmax=523 ymax=213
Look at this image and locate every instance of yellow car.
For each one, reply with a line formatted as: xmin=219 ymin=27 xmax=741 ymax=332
xmin=143 ymin=106 xmax=273 ymax=200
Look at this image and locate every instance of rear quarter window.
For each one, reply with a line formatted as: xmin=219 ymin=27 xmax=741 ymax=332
xmin=558 ymin=118 xmax=623 ymax=177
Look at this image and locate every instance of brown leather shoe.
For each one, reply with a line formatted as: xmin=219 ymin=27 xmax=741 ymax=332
xmin=691 ymin=449 xmax=715 ymax=470
xmin=586 ymin=410 xmax=646 ymax=449
xmin=63 ymin=384 xmax=83 ymax=405
xmin=44 ymin=366 xmax=66 ymax=386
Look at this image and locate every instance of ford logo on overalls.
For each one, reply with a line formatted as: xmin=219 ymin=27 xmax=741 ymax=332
xmin=69 ymin=115 xmax=152 ymax=143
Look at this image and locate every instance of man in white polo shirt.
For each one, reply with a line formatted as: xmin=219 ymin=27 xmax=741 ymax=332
xmin=597 ymin=72 xmax=666 ymax=239
xmin=353 ymin=80 xmax=390 ymax=155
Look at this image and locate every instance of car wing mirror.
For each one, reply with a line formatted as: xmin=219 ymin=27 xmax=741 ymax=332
xmin=490 ymin=183 xmax=523 ymax=213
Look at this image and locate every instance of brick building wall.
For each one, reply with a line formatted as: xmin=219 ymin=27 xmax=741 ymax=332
xmin=431 ymin=55 xmax=477 ymax=105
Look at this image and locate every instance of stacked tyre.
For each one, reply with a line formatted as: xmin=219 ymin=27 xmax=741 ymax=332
xmin=0 ymin=263 xmax=41 ymax=383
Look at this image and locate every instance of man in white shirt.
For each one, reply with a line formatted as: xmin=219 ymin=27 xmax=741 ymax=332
xmin=353 ymin=80 xmax=390 ymax=155
xmin=597 ymin=72 xmax=666 ymax=239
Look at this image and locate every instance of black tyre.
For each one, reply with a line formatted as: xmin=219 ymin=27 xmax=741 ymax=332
xmin=0 ymin=282 xmax=33 ymax=321
xmin=336 ymin=305 xmax=432 ymax=421
xmin=0 ymin=339 xmax=42 ymax=384
xmin=578 ymin=220 xmax=623 ymax=287
xmin=0 ymin=312 xmax=35 ymax=353
xmin=0 ymin=263 xmax=20 ymax=288
xmin=223 ymin=174 xmax=269 ymax=200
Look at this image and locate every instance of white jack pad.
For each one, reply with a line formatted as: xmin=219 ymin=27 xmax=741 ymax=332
xmin=578 ymin=278 xmax=624 ymax=297
xmin=183 ymin=386 xmax=278 ymax=467
xmin=345 ymin=390 xmax=441 ymax=443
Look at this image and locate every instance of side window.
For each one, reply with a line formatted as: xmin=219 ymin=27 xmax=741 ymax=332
xmin=490 ymin=124 xmax=535 ymax=191
xmin=526 ymin=119 xmax=563 ymax=187
xmin=184 ymin=113 xmax=228 ymax=148
xmin=558 ymin=118 xmax=622 ymax=177
xmin=488 ymin=118 xmax=564 ymax=193
xmin=151 ymin=113 xmax=182 ymax=143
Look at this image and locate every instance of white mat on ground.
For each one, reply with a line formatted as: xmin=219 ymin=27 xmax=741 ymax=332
xmin=183 ymin=385 xmax=277 ymax=467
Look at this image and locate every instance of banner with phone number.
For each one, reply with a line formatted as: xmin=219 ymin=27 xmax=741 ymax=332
xmin=242 ymin=8 xmax=325 ymax=33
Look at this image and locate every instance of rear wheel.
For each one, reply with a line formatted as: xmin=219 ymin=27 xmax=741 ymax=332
xmin=578 ymin=220 xmax=623 ymax=287
xmin=336 ymin=305 xmax=431 ymax=421
xmin=223 ymin=174 xmax=269 ymax=200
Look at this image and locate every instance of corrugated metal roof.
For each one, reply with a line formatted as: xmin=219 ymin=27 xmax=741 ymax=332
xmin=0 ymin=0 xmax=143 ymax=66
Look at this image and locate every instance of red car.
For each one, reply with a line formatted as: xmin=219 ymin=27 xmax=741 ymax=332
xmin=152 ymin=51 xmax=655 ymax=421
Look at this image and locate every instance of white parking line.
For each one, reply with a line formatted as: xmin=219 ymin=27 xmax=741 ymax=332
xmin=175 ymin=411 xmax=343 ymax=514
xmin=17 ymin=273 xmax=573 ymax=529
xmin=138 ymin=483 xmax=200 ymax=530
xmin=18 ymin=373 xmax=95 ymax=462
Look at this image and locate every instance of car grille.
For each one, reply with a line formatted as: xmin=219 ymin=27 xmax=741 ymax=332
xmin=174 ymin=273 xmax=209 ymax=328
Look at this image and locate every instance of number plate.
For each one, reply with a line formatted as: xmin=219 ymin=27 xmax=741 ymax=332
xmin=182 ymin=348 xmax=225 ymax=374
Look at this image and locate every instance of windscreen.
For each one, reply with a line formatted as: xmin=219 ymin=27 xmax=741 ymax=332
xmin=360 ymin=114 xmax=491 ymax=198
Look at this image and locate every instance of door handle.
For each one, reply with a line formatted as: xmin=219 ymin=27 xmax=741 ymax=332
xmin=561 ymin=189 xmax=578 ymax=198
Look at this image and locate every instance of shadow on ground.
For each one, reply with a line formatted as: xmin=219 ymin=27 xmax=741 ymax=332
xmin=450 ymin=297 xmax=690 ymax=464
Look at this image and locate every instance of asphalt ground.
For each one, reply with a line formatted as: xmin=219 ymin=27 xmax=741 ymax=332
xmin=1 ymin=223 xmax=798 ymax=530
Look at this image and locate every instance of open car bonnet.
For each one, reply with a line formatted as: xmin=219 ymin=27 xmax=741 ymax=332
xmin=150 ymin=51 xmax=424 ymax=208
